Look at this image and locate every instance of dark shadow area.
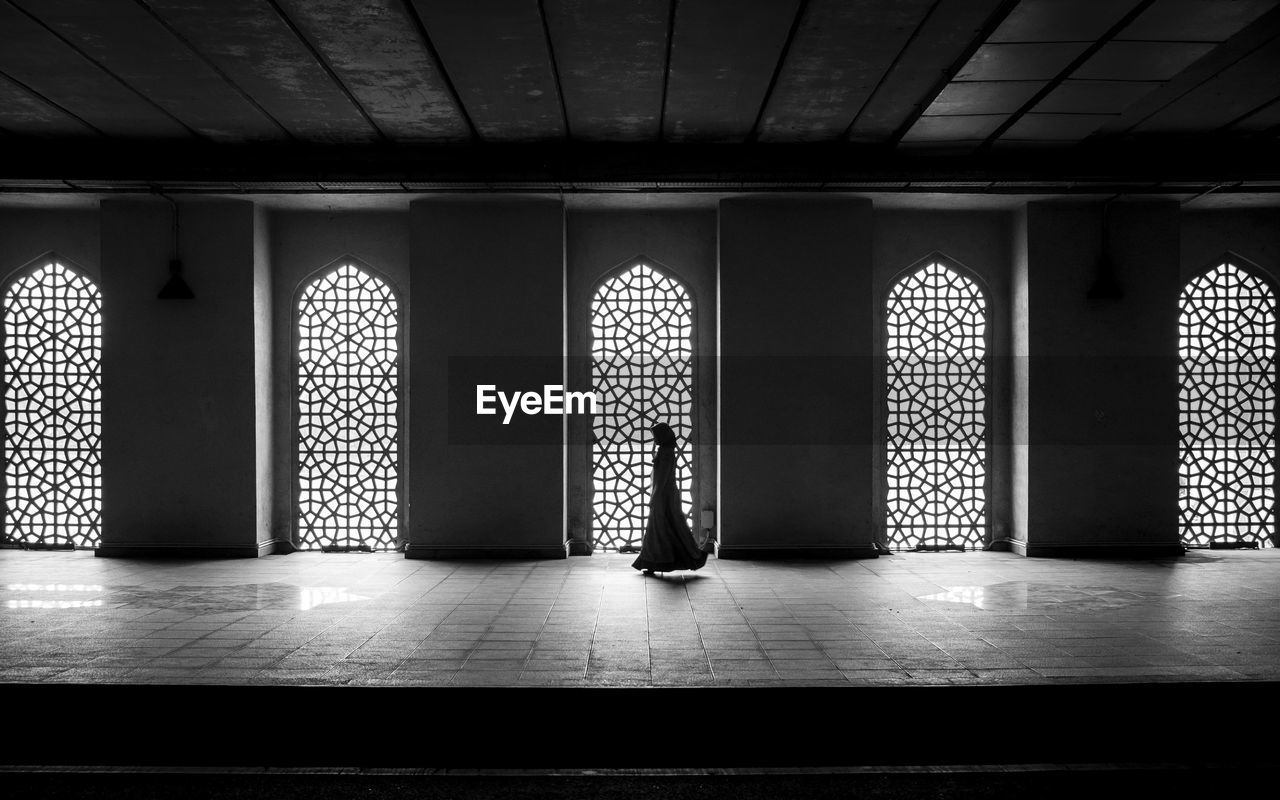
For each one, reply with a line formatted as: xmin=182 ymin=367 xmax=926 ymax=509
xmin=1 ymin=682 xmax=1274 ymax=770
xmin=0 ymin=768 xmax=1268 ymax=800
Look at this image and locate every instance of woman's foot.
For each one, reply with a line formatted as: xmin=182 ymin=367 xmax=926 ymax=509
xmin=643 ymin=569 xmax=655 ymax=576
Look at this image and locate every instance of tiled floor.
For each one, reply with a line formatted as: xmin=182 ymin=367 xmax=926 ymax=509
xmin=1 ymin=549 xmax=1277 ymax=686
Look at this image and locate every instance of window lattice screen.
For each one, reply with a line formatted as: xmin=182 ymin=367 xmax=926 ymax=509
xmin=591 ymin=263 xmax=694 ymax=551
xmin=3 ymin=261 xmax=102 ymax=548
xmin=1179 ymin=262 xmax=1276 ymax=548
xmin=886 ymin=262 xmax=988 ymax=550
xmin=296 ymin=264 xmax=400 ymax=550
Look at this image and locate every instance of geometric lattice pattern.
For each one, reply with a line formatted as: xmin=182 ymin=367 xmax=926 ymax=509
xmin=1179 ymin=262 xmax=1276 ymax=548
xmin=885 ymin=261 xmax=988 ymax=550
xmin=296 ymin=263 xmax=399 ymax=550
xmin=591 ymin=262 xmax=694 ymax=551
xmin=2 ymin=261 xmax=102 ymax=548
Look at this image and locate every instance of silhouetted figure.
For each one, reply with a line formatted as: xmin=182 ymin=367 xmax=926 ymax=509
xmin=632 ymin=423 xmax=708 ymax=575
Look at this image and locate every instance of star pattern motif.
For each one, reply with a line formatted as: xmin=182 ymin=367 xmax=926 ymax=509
xmin=3 ymin=262 xmax=102 ymax=548
xmin=296 ymin=264 xmax=400 ymax=550
xmin=885 ymin=262 xmax=988 ymax=550
xmin=590 ymin=263 xmax=694 ymax=551
xmin=1179 ymin=263 xmax=1276 ymax=548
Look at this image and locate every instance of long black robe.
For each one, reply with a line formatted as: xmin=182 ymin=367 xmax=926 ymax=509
xmin=631 ymin=445 xmax=708 ymax=572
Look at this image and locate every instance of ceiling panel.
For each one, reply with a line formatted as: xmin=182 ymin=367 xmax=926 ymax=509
xmin=989 ymin=0 xmax=1143 ymax=42
xmin=1121 ymin=0 xmax=1278 ymax=41
xmin=0 ymin=0 xmax=1278 ymax=158
xmin=663 ymin=0 xmax=800 ymax=141
xmin=1134 ymin=36 xmax=1280 ymax=131
xmin=542 ymin=0 xmax=670 ymax=141
xmin=1036 ymin=79 xmax=1163 ymax=114
xmin=143 ymin=0 xmax=378 ymax=143
xmin=846 ymin=0 xmax=1008 ymax=143
xmin=896 ymin=139 xmax=984 ymax=155
xmin=901 ymin=114 xmax=1006 ymax=142
xmin=927 ymin=81 xmax=1044 ymax=115
xmin=274 ymin=0 xmax=471 ymax=142
xmin=1001 ymin=112 xmax=1113 ymax=140
xmin=1074 ymin=41 xmax=1216 ymax=80
xmin=0 ymin=73 xmax=99 ymax=137
xmin=0 ymin=2 xmax=189 ymax=138
xmin=10 ymin=0 xmax=281 ymax=142
xmin=409 ymin=0 xmax=563 ymax=141
xmin=956 ymin=42 xmax=1090 ymax=81
xmin=757 ymin=0 xmax=936 ymax=141
xmin=1228 ymin=96 xmax=1280 ymax=130
xmin=1090 ymin=3 xmax=1280 ymax=137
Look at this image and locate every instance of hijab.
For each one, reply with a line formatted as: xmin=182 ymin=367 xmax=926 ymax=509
xmin=651 ymin=422 xmax=678 ymax=448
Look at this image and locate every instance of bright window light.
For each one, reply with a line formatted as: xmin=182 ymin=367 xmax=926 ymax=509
xmin=3 ymin=261 xmax=102 ymax=548
xmin=296 ymin=263 xmax=399 ymax=550
xmin=590 ymin=263 xmax=694 ymax=551
xmin=886 ymin=261 xmax=988 ymax=551
xmin=1179 ymin=262 xmax=1276 ymax=548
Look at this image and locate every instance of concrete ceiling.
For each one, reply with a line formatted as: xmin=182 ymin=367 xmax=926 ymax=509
xmin=3 ymin=0 xmax=1280 ymax=191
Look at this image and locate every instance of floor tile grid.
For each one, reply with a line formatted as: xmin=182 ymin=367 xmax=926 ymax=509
xmin=2 ymin=550 xmax=1280 ymax=686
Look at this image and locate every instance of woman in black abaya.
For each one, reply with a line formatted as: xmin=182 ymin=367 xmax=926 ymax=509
xmin=632 ymin=422 xmax=708 ymax=575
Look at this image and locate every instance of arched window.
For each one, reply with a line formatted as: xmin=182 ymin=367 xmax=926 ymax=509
xmin=591 ymin=261 xmax=694 ymax=551
xmin=1179 ymin=260 xmax=1276 ymax=548
xmin=2 ymin=258 xmax=102 ymax=548
xmin=295 ymin=262 xmax=400 ymax=551
xmin=885 ymin=259 xmax=988 ymax=551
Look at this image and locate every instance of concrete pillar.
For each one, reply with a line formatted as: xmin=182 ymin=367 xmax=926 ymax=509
xmin=408 ymin=198 xmax=567 ymax=558
xmin=717 ymin=198 xmax=876 ymax=558
xmin=1012 ymin=201 xmax=1181 ymax=556
xmin=99 ymin=199 xmax=274 ymax=556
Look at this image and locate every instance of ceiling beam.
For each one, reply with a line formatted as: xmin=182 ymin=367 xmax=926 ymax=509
xmin=262 ymin=0 xmax=388 ymax=143
xmin=3 ymin=0 xmax=200 ymax=139
xmin=132 ymin=0 xmax=294 ymax=141
xmin=978 ymin=0 xmax=1158 ymax=150
xmin=0 ymin=67 xmax=107 ymax=137
xmin=398 ymin=0 xmax=479 ymax=142
xmin=536 ymin=0 xmax=572 ymax=140
xmin=2 ymin=140 xmax=1279 ymax=193
xmin=744 ymin=0 xmax=810 ymax=144
xmin=842 ymin=0 xmax=945 ymax=140
xmin=657 ymin=0 xmax=678 ymax=141
xmin=887 ymin=0 xmax=1022 ymax=147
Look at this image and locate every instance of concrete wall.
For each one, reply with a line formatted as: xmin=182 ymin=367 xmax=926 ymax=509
xmin=565 ymin=207 xmax=717 ymax=553
xmin=718 ymin=197 xmax=876 ymax=557
xmin=99 ymin=199 xmax=267 ymax=555
xmin=409 ymin=198 xmax=566 ymax=558
xmin=0 ymin=208 xmax=100 ymax=282
xmin=1011 ymin=206 xmax=1030 ymax=547
xmin=1015 ymin=201 xmax=1181 ymax=556
xmin=7 ymin=194 xmax=1280 ymax=559
xmin=1181 ymin=209 xmax=1280 ymax=282
xmin=252 ymin=205 xmax=273 ymax=550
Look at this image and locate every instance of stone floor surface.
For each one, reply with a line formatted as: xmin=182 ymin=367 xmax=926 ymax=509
xmin=1 ymin=549 xmax=1277 ymax=686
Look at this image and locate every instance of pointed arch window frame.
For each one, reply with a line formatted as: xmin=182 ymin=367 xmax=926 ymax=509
xmin=878 ymin=251 xmax=994 ymax=553
xmin=290 ymin=255 xmax=406 ymax=552
xmin=0 ymin=251 xmax=103 ymax=550
xmin=586 ymin=255 xmax=699 ymax=553
xmin=1178 ymin=252 xmax=1279 ymax=549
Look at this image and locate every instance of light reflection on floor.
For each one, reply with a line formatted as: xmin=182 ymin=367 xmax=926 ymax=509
xmin=918 ymin=581 xmax=1183 ymax=612
xmin=298 ymin=587 xmax=369 ymax=611
xmin=2 ymin=582 xmax=370 ymax=612
xmin=0 ymin=550 xmax=1275 ymax=686
xmin=5 ymin=583 xmax=105 ymax=609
